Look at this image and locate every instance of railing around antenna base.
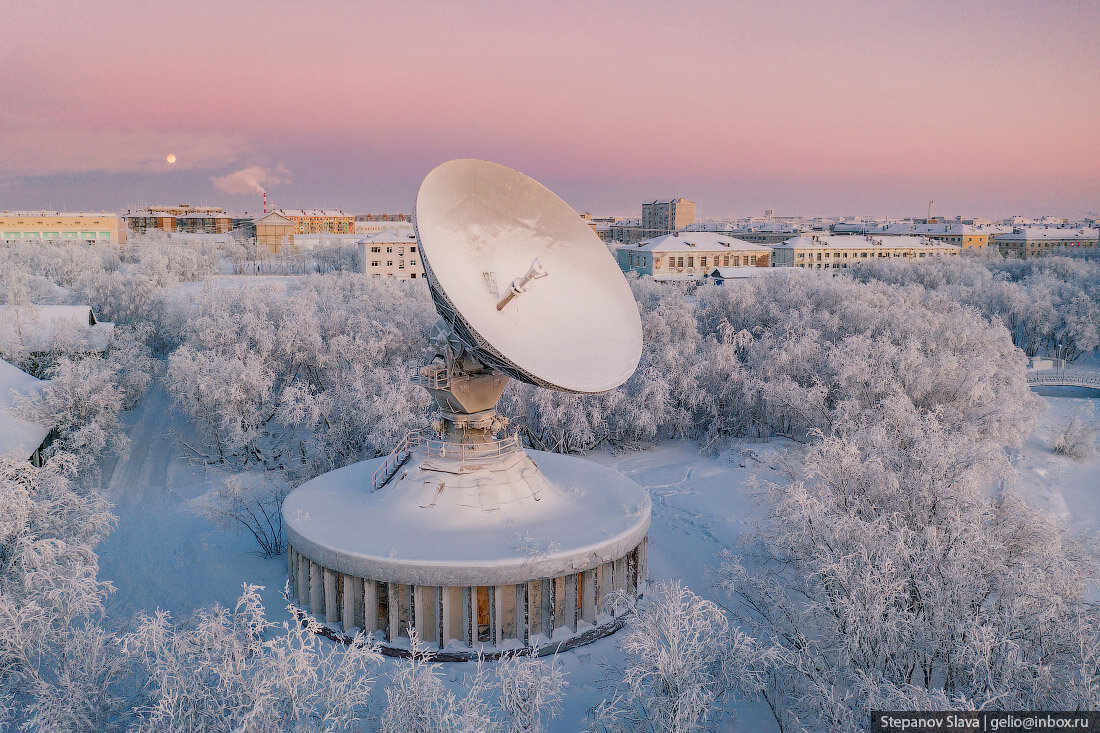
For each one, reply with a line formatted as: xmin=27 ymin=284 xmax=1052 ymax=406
xmin=368 ymin=431 xmax=523 ymax=492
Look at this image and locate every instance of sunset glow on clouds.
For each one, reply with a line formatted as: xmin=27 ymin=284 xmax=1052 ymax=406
xmin=1 ymin=0 xmax=1097 ymax=216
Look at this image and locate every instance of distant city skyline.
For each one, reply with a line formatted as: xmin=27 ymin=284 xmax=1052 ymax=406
xmin=2 ymin=1 xmax=1097 ymax=219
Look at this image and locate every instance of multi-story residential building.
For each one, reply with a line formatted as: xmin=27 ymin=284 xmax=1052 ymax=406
xmin=273 ymin=209 xmax=355 ymax=235
xmin=123 ymin=204 xmax=235 ymax=235
xmin=253 ymin=211 xmax=297 ymax=251
xmin=991 ymin=228 xmax=1099 ymax=259
xmin=358 ymin=229 xmax=425 ymax=279
xmin=769 ymin=235 xmax=960 ymax=269
xmin=641 ymin=198 xmax=696 ymax=237
xmin=0 ymin=212 xmax=122 ymax=244
xmin=616 ymin=232 xmax=770 ymax=279
xmin=918 ymin=223 xmax=990 ymax=249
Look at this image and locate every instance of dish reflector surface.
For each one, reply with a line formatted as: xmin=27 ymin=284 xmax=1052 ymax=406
xmin=415 ymin=159 xmax=642 ymax=393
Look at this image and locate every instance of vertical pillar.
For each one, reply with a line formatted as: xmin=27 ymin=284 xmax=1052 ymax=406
xmin=638 ymin=537 xmax=648 ymax=596
xmin=342 ymin=575 xmax=361 ymax=632
xmin=527 ymin=580 xmax=542 ymax=644
xmin=309 ymin=561 xmax=322 ymax=616
xmin=614 ymin=556 xmax=627 ymax=594
xmin=441 ymin=587 xmax=455 ymax=647
xmin=363 ymin=580 xmax=378 ymax=636
xmin=564 ymin=574 xmax=578 ymax=632
xmin=595 ymin=561 xmax=609 ymax=617
xmin=581 ymin=569 xmax=596 ymax=626
xmin=287 ymin=547 xmax=297 ymax=597
xmin=543 ymin=578 xmax=554 ymax=639
xmin=627 ymin=549 xmax=638 ymax=596
xmin=296 ymin=554 xmax=309 ymax=606
xmin=493 ymin=585 xmax=505 ymax=646
xmin=323 ymin=568 xmax=338 ymax=624
xmin=463 ymin=586 xmax=475 ymax=646
xmin=517 ymin=583 xmax=528 ymax=646
xmin=388 ymin=583 xmax=400 ymax=642
xmin=413 ymin=586 xmax=426 ymax=645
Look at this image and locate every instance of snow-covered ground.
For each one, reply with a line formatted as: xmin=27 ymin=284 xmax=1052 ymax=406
xmin=94 ymin=382 xmax=1100 ymax=731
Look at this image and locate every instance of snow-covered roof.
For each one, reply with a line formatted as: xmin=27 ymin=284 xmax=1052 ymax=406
xmin=706 ymin=267 xmax=775 ymax=279
xmin=0 ymin=305 xmax=114 ymax=354
xmin=359 ymin=229 xmax=418 ymax=244
xmin=994 ymin=228 xmax=1099 ymax=242
xmin=273 ymin=209 xmax=353 ymax=218
xmin=252 ymin=212 xmax=295 ymax=226
xmin=0 ymin=358 xmax=51 ymax=460
xmin=772 ymin=235 xmax=960 ymax=251
xmin=622 ymin=232 xmax=771 ymax=253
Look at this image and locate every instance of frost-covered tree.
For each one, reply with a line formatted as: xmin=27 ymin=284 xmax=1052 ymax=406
xmin=720 ymin=402 xmax=1099 ymax=732
xmin=1051 ymin=407 xmax=1098 ymax=460
xmin=125 ymin=584 xmax=382 ymax=732
xmin=590 ymin=581 xmax=772 ymax=733
xmin=0 ymin=453 xmax=120 ymax=729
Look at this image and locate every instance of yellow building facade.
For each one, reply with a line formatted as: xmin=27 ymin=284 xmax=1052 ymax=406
xmin=770 ymin=235 xmax=960 ymax=269
xmin=0 ymin=212 xmax=122 ymax=243
xmin=253 ymin=212 xmax=296 ymax=252
xmin=273 ymin=209 xmax=355 ymax=235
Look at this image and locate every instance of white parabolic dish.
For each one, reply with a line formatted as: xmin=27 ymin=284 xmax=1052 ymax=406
xmin=415 ymin=159 xmax=643 ymax=394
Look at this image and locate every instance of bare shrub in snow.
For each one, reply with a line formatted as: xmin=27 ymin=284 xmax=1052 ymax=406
xmin=1052 ymin=407 xmax=1098 ymax=460
xmin=589 ymin=581 xmax=772 ymax=733
xmin=495 ymin=651 xmax=567 ymax=733
xmin=196 ymin=472 xmax=290 ymax=556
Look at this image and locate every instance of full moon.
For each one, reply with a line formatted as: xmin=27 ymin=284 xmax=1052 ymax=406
xmin=166 ymin=153 xmax=176 ymax=164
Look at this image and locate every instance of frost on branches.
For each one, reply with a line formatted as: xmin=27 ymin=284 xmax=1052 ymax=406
xmin=589 ymin=581 xmax=772 ymax=733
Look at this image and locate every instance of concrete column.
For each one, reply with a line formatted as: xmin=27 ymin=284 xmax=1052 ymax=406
xmin=543 ymin=578 xmax=554 ymax=639
xmin=614 ymin=556 xmax=627 ymax=594
xmin=388 ymin=583 xmax=400 ymax=642
xmin=581 ymin=569 xmax=596 ymax=625
xmin=309 ymin=561 xmax=323 ymax=616
xmin=516 ymin=583 xmax=528 ymax=646
xmin=412 ymin=586 xmax=426 ymax=645
xmin=595 ymin=561 xmax=609 ymax=617
xmin=441 ymin=587 xmax=457 ymax=647
xmin=627 ymin=549 xmax=637 ymax=596
xmin=324 ymin=568 xmax=339 ymax=624
xmin=462 ymin=587 xmax=474 ymax=646
xmin=296 ymin=554 xmax=309 ymax=606
xmin=493 ymin=585 xmax=505 ymax=646
xmin=527 ymin=580 xmax=541 ymax=644
xmin=287 ymin=547 xmax=297 ymax=597
xmin=564 ymin=574 xmax=578 ymax=632
xmin=638 ymin=537 xmax=648 ymax=596
xmin=342 ymin=575 xmax=361 ymax=632
xmin=363 ymin=580 xmax=378 ymax=636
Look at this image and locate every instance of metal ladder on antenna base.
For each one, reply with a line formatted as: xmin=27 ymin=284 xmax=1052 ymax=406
xmin=370 ymin=431 xmax=422 ymax=492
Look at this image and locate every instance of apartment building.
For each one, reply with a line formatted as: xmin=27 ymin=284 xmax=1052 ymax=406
xmin=0 ymin=212 xmax=122 ymax=243
xmin=253 ymin=212 xmax=297 ymax=252
xmin=616 ymin=232 xmax=770 ymax=279
xmin=358 ymin=229 xmax=424 ymax=279
xmin=992 ymin=228 xmax=1099 ymax=259
xmin=769 ymin=235 xmax=960 ymax=269
xmin=273 ymin=209 xmax=355 ymax=235
xmin=642 ymin=198 xmax=696 ymax=237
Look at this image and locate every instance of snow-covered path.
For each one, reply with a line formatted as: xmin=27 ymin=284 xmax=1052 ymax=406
xmin=95 ymin=383 xmax=288 ymax=622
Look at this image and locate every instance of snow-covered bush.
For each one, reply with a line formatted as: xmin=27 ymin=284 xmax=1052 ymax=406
xmin=590 ymin=581 xmax=772 ymax=733
xmin=196 ymin=472 xmax=290 ymax=556
xmin=125 ymin=584 xmax=382 ymax=732
xmin=720 ymin=402 xmax=1100 ymax=731
xmin=17 ymin=354 xmax=129 ymax=471
xmin=0 ymin=453 xmax=120 ymax=729
xmin=380 ymin=631 xmax=569 ymax=733
xmin=1052 ymin=408 xmax=1098 ymax=460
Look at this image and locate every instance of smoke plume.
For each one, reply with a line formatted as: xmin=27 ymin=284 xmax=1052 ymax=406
xmin=211 ymin=164 xmax=290 ymax=195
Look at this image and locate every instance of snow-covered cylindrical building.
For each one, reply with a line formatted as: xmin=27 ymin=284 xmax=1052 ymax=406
xmin=282 ymin=158 xmax=650 ymax=659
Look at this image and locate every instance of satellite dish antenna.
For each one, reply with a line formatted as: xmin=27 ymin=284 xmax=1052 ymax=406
xmin=415 ymin=158 xmax=642 ymax=395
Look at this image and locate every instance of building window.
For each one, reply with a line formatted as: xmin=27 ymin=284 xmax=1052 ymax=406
xmin=387 ymin=260 xmax=393 ymax=266
xmin=371 ymin=261 xmax=380 ymax=267
xmin=386 ymin=247 xmax=393 ymax=253
xmin=371 ymin=246 xmax=381 ymax=253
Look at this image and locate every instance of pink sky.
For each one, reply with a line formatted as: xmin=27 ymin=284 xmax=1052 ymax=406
xmin=1 ymin=0 xmax=1097 ymax=218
